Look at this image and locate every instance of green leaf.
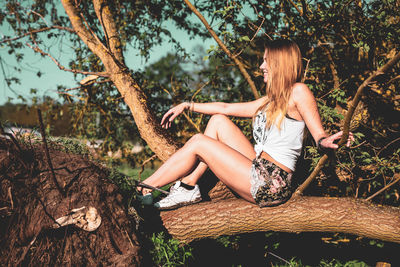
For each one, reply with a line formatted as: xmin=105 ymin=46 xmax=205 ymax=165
xmin=240 ymin=35 xmax=250 ymax=42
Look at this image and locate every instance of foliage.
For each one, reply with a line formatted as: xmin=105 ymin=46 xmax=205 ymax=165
xmin=48 ymin=136 xmax=91 ymax=157
xmin=162 ymin=231 xmax=389 ymax=266
xmin=150 ymin=232 xmax=193 ymax=267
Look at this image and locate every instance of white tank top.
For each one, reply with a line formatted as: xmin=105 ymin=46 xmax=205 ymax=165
xmin=253 ymin=111 xmax=305 ymax=171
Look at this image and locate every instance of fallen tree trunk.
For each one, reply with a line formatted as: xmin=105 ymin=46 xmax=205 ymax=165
xmin=161 ymin=196 xmax=400 ymax=244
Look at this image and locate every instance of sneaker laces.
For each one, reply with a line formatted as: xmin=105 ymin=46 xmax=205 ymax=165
xmin=161 ymin=181 xmax=188 ymax=202
xmin=169 ymin=181 xmax=182 ymax=194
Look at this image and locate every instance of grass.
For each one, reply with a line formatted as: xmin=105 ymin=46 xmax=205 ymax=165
xmin=117 ymin=164 xmax=155 ymax=180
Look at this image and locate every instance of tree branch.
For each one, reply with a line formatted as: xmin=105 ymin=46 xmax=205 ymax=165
xmin=295 ymin=51 xmax=400 ymax=195
xmin=63 ymin=79 xmax=111 ymax=92
xmin=61 ymin=0 xmax=111 ymax=64
xmin=183 ymin=0 xmax=260 ymax=99
xmin=287 ymin=0 xmax=303 ymax=16
xmin=339 ymin=51 xmax=400 ymax=146
xmin=92 ymin=0 xmax=124 ymax=64
xmin=0 ymin=26 xmax=74 ymax=44
xmin=366 ymin=174 xmax=400 ymax=201
xmin=26 ymin=43 xmax=108 ymax=77
xmin=37 ymin=109 xmax=64 ymax=196
xmin=319 ymin=38 xmax=341 ymax=90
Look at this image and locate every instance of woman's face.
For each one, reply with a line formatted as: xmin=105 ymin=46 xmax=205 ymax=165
xmin=260 ymin=50 xmax=269 ymax=83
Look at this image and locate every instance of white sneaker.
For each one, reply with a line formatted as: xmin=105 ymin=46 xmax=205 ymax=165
xmin=154 ymin=181 xmax=202 ymax=210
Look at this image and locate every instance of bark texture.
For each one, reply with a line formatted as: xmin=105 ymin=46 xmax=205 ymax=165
xmin=160 ymin=196 xmax=400 ymax=244
xmin=61 ymin=0 xmax=179 ymax=162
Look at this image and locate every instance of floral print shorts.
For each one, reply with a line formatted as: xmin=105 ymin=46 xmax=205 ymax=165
xmin=250 ymin=156 xmax=293 ymax=207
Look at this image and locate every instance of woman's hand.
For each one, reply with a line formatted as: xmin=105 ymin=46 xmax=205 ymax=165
xmin=319 ymin=131 xmax=354 ymax=150
xmin=160 ymin=102 xmax=190 ymax=129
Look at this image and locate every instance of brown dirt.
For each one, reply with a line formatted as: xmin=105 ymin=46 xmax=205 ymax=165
xmin=0 ymin=137 xmax=142 ymax=266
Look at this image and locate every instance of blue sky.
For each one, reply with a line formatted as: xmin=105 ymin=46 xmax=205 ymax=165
xmin=0 ymin=20 xmax=213 ymax=106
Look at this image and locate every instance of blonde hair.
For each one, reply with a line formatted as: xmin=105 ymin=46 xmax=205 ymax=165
xmin=257 ymin=39 xmax=303 ymax=129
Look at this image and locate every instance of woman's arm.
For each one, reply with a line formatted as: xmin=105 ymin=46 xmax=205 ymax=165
xmin=293 ymin=83 xmax=352 ymax=149
xmin=191 ymin=97 xmax=267 ymax=117
xmin=161 ymin=97 xmax=267 ymax=129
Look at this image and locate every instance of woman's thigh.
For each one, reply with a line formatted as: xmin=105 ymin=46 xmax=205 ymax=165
xmin=205 ymin=114 xmax=256 ymax=160
xmin=189 ymin=134 xmax=255 ymax=203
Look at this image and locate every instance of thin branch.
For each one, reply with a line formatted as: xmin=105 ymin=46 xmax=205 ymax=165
xmin=295 ymin=153 xmax=329 ymax=195
xmin=267 ymin=251 xmax=291 ymax=265
xmin=366 ymin=174 xmax=400 ymax=201
xmin=15 ymin=234 xmax=38 ymax=266
xmin=377 ymin=137 xmax=400 ymax=157
xmin=0 ymin=26 xmax=74 ymax=44
xmin=247 ymin=4 xmax=273 ymax=40
xmin=302 ymin=58 xmax=310 ymax=82
xmin=26 ymin=43 xmax=109 ymax=77
xmin=183 ymin=0 xmax=260 ymax=99
xmin=182 ymin=112 xmax=201 ymax=133
xmin=191 ymin=81 xmax=210 ymax=102
xmin=138 ymin=154 xmax=157 ymax=181
xmin=64 ymin=79 xmax=111 ymax=91
xmin=233 ymin=18 xmax=265 ymax=57
xmin=388 ymin=74 xmax=400 ymax=84
xmin=8 ymin=187 xmax=13 ymax=210
xmin=37 ymin=109 xmax=65 ymax=196
xmin=287 ymin=0 xmax=303 ymax=16
xmin=28 ymin=9 xmax=50 ymax=26
xmin=58 ymin=92 xmax=78 ymax=99
xmin=339 ymin=51 xmax=400 ymax=146
xmin=319 ymin=37 xmax=341 ymax=90
xmin=295 ymin=51 xmax=400 ymax=196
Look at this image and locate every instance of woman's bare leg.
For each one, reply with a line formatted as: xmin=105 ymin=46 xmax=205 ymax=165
xmin=181 ymin=114 xmax=255 ymax=186
xmin=142 ymin=133 xmax=255 ymax=203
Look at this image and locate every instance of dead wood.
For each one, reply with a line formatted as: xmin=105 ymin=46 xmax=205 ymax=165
xmin=0 ymin=137 xmax=141 ymax=266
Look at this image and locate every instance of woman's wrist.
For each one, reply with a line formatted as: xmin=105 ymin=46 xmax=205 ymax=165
xmin=188 ymin=101 xmax=194 ymax=111
xmin=184 ymin=102 xmax=191 ymax=110
xmin=317 ymin=137 xmax=327 ymax=149
xmin=184 ymin=101 xmax=194 ymax=112
xmin=317 ymin=136 xmax=332 ymax=154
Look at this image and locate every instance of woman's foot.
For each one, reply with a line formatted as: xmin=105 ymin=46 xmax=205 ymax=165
xmin=154 ymin=181 xmax=202 ymax=210
xmin=136 ymin=192 xmax=153 ymax=206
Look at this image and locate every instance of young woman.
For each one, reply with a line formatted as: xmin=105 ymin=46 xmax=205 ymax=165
xmin=137 ymin=39 xmax=352 ymax=210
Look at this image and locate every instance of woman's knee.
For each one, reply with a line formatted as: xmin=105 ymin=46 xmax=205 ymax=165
xmin=185 ymin=133 xmax=206 ymax=147
xmin=206 ymin=114 xmax=231 ymax=134
xmin=208 ymin=114 xmax=230 ymax=126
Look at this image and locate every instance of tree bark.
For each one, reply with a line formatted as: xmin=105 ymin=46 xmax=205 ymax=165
xmin=160 ymin=196 xmax=400 ymax=244
xmin=62 ymin=0 xmax=179 ymax=162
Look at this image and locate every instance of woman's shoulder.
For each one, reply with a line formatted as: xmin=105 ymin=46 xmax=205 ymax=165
xmin=291 ymin=82 xmax=314 ymax=103
xmin=292 ymin=82 xmax=310 ymax=93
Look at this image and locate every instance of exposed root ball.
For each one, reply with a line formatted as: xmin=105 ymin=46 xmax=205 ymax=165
xmin=0 ymin=137 xmax=141 ymax=266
